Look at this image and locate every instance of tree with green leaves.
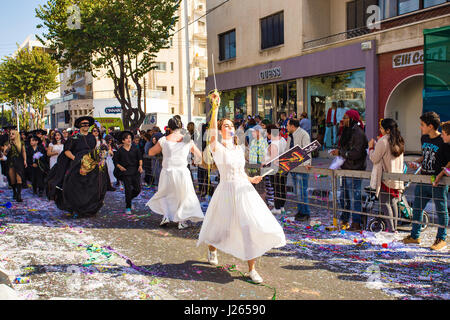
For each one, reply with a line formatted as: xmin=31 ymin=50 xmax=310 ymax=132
xmin=36 ymin=0 xmax=180 ymax=130
xmin=0 ymin=47 xmax=59 ymax=130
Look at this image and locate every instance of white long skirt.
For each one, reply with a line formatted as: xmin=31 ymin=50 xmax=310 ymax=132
xmin=106 ymin=156 xmax=116 ymax=184
xmin=146 ymin=167 xmax=204 ymax=223
xmin=197 ymin=179 xmax=286 ymax=261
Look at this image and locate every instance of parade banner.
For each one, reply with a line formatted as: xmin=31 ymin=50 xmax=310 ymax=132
xmin=94 ymin=117 xmax=124 ymax=131
xmin=263 ymin=140 xmax=321 ymax=175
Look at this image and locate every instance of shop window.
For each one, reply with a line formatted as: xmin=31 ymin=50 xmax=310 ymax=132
xmin=219 ymin=88 xmax=247 ymax=121
xmin=307 ymin=70 xmax=366 ymax=149
xmin=257 ymin=85 xmax=274 ymax=122
xmin=219 ymin=29 xmax=236 ymax=61
xmin=260 ymin=11 xmax=284 ymax=50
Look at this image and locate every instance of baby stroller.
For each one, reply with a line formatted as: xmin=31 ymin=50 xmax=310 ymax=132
xmin=362 ymin=165 xmax=429 ymax=233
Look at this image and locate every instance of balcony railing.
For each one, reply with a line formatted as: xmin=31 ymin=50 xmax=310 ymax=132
xmin=303 ymin=27 xmax=372 ymax=50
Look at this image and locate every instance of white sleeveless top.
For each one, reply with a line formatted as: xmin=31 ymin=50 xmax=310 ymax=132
xmin=159 ymin=136 xmax=193 ymax=169
xmin=49 ymin=143 xmax=64 ymax=169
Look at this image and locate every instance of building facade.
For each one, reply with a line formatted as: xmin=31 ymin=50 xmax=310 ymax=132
xmin=206 ymin=0 xmax=450 ymax=153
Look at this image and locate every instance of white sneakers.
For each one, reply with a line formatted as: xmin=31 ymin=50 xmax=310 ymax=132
xmin=160 ymin=218 xmax=189 ymax=230
xmin=271 ymin=207 xmax=286 ymax=215
xmin=249 ymin=270 xmax=263 ymax=284
xmin=160 ymin=217 xmax=170 ymax=226
xmin=271 ymin=208 xmax=281 ymax=215
xmin=207 ymin=250 xmax=218 ymax=266
xmin=178 ymin=221 xmax=189 ymax=230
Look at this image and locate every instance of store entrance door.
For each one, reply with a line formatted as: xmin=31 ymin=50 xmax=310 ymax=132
xmin=385 ymin=75 xmax=423 ymax=154
xmin=311 ymin=95 xmax=326 ymax=147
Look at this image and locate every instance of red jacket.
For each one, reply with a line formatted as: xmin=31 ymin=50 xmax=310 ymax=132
xmin=326 ymin=108 xmax=337 ymax=124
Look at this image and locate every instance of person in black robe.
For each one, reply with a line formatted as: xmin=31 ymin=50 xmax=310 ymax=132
xmin=47 ymin=116 xmax=108 ymax=218
xmin=0 ymin=133 xmax=10 ymax=187
xmin=113 ymin=131 xmax=143 ymax=214
xmin=4 ymin=129 xmax=27 ymax=202
xmin=26 ymin=135 xmax=49 ymax=197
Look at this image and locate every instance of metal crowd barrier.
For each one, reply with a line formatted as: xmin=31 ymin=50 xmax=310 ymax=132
xmin=143 ymin=156 xmax=450 ymax=231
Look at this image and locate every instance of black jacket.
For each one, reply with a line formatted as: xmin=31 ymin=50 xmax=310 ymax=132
xmin=339 ymin=125 xmax=368 ymax=171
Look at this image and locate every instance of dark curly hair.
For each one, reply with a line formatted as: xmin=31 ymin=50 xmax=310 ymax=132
xmin=51 ymin=130 xmax=65 ymax=145
xmin=381 ymin=118 xmax=405 ymax=158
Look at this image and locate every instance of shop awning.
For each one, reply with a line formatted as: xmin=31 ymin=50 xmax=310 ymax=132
xmin=423 ymin=26 xmax=450 ymax=123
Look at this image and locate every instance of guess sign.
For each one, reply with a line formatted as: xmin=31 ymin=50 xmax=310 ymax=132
xmin=259 ymin=67 xmax=282 ymax=81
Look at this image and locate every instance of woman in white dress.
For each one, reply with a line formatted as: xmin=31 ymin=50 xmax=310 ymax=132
xmin=105 ymin=135 xmax=117 ymax=186
xmin=146 ymin=116 xmax=204 ymax=230
xmin=47 ymin=131 xmax=65 ymax=169
xmin=197 ymin=106 xmax=286 ymax=284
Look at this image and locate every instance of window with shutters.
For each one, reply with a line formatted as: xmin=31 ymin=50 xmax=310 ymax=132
xmin=260 ymin=11 xmax=284 ymax=50
xmin=219 ymin=29 xmax=236 ymax=61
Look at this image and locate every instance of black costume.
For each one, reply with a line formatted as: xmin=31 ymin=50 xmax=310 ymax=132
xmin=113 ymin=144 xmax=142 ymax=209
xmin=47 ymin=132 xmax=108 ymax=217
xmin=26 ymin=143 xmax=49 ymax=196
xmin=0 ymin=134 xmax=10 ymax=186
xmin=6 ymin=142 xmax=26 ymax=202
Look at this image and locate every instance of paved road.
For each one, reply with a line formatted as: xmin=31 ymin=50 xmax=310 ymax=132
xmin=0 ymin=185 xmax=448 ymax=300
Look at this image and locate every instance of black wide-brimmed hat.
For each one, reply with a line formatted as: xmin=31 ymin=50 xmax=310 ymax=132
xmin=30 ymin=135 xmax=42 ymax=145
xmin=30 ymin=129 xmax=47 ymax=136
xmin=0 ymin=134 xmax=9 ymax=146
xmin=119 ymin=131 xmax=134 ymax=142
xmin=2 ymin=124 xmax=17 ymax=130
xmin=74 ymin=116 xmax=95 ymax=129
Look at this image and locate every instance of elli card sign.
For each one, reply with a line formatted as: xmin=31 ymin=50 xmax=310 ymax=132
xmin=262 ymin=140 xmax=321 ymax=176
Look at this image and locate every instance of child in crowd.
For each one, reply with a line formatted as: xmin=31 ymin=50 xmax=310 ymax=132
xmin=403 ymin=113 xmax=449 ymax=251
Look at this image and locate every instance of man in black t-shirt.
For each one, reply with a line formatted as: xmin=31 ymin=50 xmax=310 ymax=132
xmin=433 ymin=121 xmax=450 ymax=185
xmin=403 ymin=112 xmax=449 ymax=251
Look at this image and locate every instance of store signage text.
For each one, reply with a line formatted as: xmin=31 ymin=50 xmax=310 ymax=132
xmin=259 ymin=67 xmax=282 ymax=81
xmin=393 ymin=50 xmax=424 ymax=68
xmin=105 ymin=106 xmax=122 ymax=114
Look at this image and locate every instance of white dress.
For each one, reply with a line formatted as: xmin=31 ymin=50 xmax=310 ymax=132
xmin=49 ymin=143 xmax=64 ymax=169
xmin=197 ymin=141 xmax=286 ymax=261
xmin=106 ymin=151 xmax=116 ymax=184
xmin=146 ymin=136 xmax=204 ymax=222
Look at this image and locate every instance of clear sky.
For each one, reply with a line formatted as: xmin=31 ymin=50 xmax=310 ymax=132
xmin=0 ymin=0 xmax=48 ymax=59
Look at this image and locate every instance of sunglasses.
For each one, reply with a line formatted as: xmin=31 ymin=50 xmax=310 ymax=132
xmin=80 ymin=122 xmax=90 ymax=127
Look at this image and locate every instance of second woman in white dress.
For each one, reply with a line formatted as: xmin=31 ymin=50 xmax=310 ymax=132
xmin=146 ymin=116 xmax=204 ymax=230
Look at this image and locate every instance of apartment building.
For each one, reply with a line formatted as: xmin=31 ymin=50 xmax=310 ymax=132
xmin=206 ymin=0 xmax=450 ymax=153
xmin=147 ymin=0 xmax=208 ymax=118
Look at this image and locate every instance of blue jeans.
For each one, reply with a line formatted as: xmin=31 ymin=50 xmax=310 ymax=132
xmin=411 ymin=184 xmax=448 ymax=241
xmin=291 ymin=173 xmax=310 ymax=216
xmin=340 ymin=177 xmax=362 ymax=224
